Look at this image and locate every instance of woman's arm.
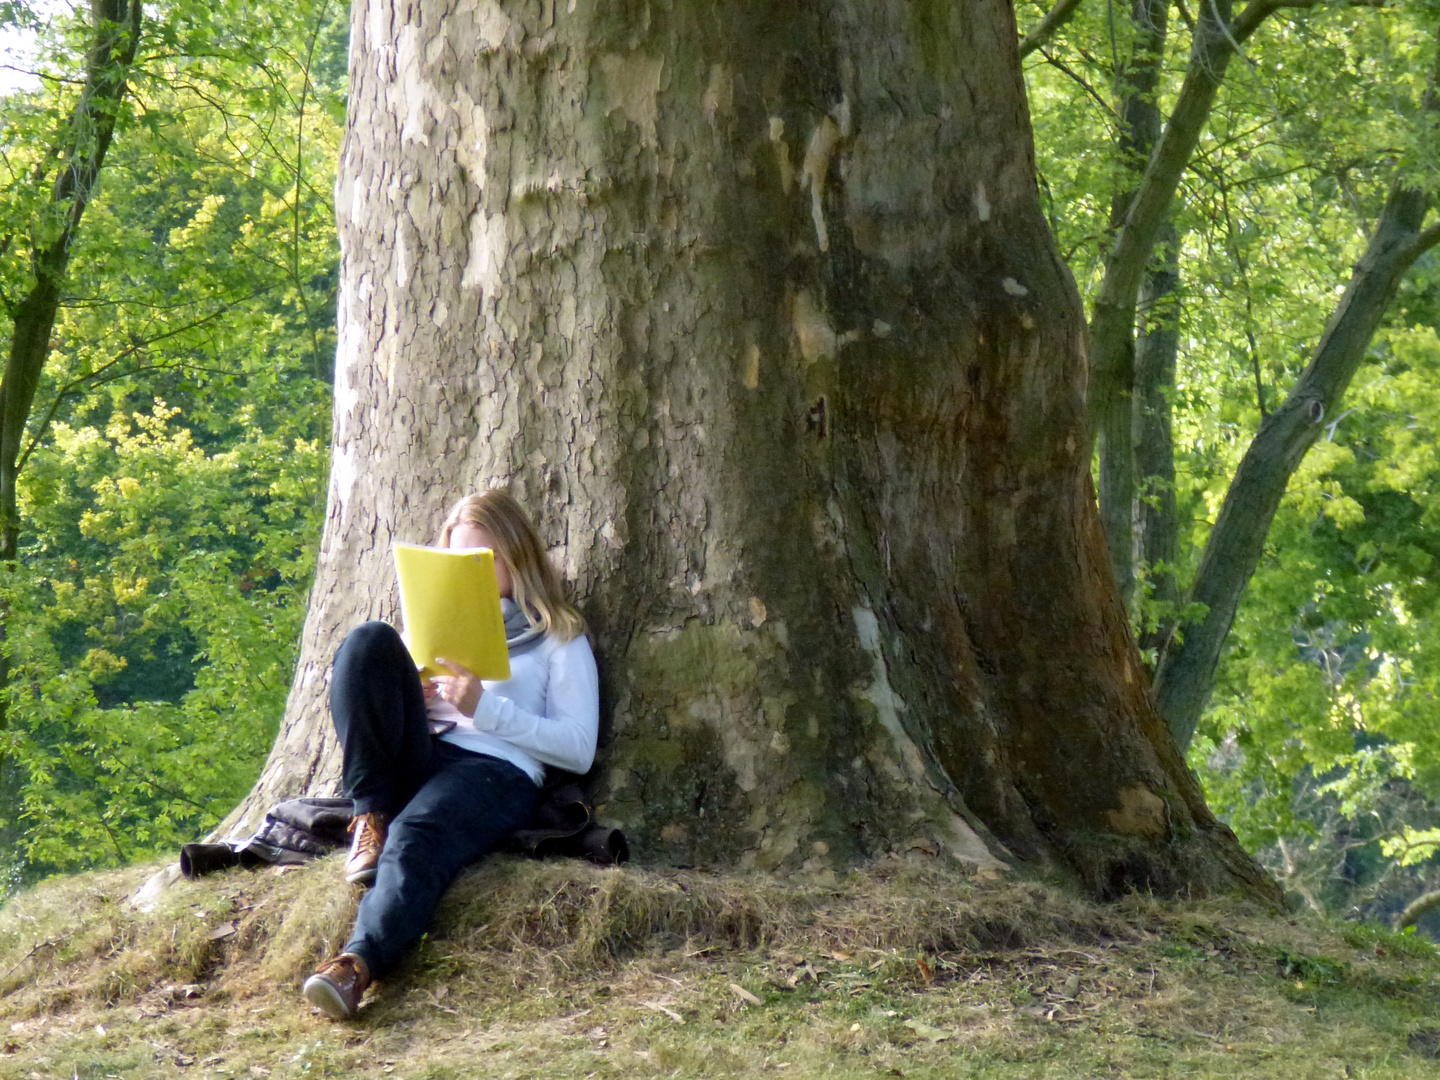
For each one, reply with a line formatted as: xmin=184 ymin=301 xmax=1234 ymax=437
xmin=470 ymin=636 xmax=599 ymax=774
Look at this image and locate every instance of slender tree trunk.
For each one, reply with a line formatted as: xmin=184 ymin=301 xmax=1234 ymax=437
xmin=1155 ymin=185 xmax=1439 ymax=749
xmin=230 ymin=0 xmax=1277 ymax=901
xmin=1133 ymin=220 xmax=1181 ymax=658
xmin=1087 ymin=0 xmax=1412 ymax=736
xmin=1089 ymin=0 xmax=1284 ymax=459
xmin=0 ymin=0 xmax=143 ymax=562
xmin=1096 ymin=0 xmax=1170 ymax=609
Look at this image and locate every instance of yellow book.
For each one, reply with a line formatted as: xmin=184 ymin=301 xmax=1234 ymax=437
xmin=393 ymin=543 xmax=511 ymax=681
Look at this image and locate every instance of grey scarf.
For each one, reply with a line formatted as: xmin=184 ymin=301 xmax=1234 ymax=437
xmin=502 ymin=598 xmax=545 ymax=657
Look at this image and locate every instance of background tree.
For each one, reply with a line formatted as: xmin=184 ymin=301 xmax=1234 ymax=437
xmin=1037 ymin=0 xmax=1440 ymax=748
xmin=1 ymin=0 xmax=142 ymax=567
xmin=0 ymin=0 xmax=344 ymax=892
xmin=227 ymin=0 xmax=1277 ymax=901
xmin=1025 ymin=0 xmax=1440 ymax=922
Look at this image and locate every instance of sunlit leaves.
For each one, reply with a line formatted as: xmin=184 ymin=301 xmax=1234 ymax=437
xmin=4 ymin=401 xmax=324 ymax=871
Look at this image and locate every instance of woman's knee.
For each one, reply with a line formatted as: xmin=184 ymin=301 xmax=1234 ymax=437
xmin=334 ymin=621 xmax=404 ymax=673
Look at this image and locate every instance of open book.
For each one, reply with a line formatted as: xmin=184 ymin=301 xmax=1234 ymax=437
xmin=393 ymin=543 xmax=512 ymax=681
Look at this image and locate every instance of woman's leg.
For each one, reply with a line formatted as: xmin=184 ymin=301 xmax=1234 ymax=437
xmin=329 ymin=621 xmax=432 ymax=816
xmin=342 ymin=745 xmax=539 ymax=978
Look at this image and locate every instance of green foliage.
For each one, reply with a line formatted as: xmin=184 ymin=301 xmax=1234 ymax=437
xmin=1273 ymin=947 xmax=1349 ymax=987
xmin=1382 ymin=826 xmax=1440 ymax=868
xmin=0 ymin=0 xmax=342 ymax=884
xmin=1341 ymin=920 xmax=1439 ymax=960
xmin=2 ymin=402 xmax=323 ymax=871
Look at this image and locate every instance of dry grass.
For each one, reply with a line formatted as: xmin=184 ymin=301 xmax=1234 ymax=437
xmin=1 ymin=855 xmax=1438 ymax=1078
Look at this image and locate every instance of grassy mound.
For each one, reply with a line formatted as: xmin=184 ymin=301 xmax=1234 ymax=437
xmin=1 ymin=856 xmax=1438 ymax=1077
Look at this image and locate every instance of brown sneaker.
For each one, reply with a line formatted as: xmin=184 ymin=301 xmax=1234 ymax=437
xmin=344 ymin=811 xmax=389 ymax=885
xmin=302 ymin=952 xmax=370 ymax=1019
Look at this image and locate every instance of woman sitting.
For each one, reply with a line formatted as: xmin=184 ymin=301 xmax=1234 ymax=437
xmin=302 ymin=490 xmax=599 ymax=1019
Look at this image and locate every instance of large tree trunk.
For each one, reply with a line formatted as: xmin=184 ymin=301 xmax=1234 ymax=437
xmin=229 ymin=0 xmax=1277 ymax=901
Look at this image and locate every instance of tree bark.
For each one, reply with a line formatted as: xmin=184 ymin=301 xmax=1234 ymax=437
xmin=230 ymin=0 xmax=1277 ymax=901
xmin=1394 ymin=889 xmax=1440 ymax=932
xmin=1132 ymin=220 xmax=1182 ymax=658
xmin=1154 ymin=185 xmax=1440 ymax=750
xmin=0 ymin=0 xmax=143 ymax=563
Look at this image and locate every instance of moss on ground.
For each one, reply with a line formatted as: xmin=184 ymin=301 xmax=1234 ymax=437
xmin=1 ymin=857 xmax=1438 ymax=1078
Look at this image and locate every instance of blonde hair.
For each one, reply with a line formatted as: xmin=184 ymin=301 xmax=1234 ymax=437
xmin=437 ymin=490 xmax=586 ymax=642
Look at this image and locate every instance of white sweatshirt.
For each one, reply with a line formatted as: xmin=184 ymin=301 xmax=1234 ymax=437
xmin=427 ymin=633 xmax=599 ymax=785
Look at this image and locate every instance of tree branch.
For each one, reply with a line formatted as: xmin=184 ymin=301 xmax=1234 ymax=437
xmin=1394 ymin=890 xmax=1440 ymax=932
xmin=1089 ymin=0 xmax=1270 ymax=446
xmin=1020 ymin=0 xmax=1086 ymax=58
xmin=1038 ymin=47 xmax=1120 ymax=118
xmin=14 ymin=303 xmax=241 ymax=477
xmin=1088 ymin=0 xmax=1389 ymax=444
xmin=1402 ymin=218 xmax=1440 ymax=262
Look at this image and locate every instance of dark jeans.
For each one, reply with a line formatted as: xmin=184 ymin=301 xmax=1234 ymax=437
xmin=329 ymin=621 xmax=539 ymax=977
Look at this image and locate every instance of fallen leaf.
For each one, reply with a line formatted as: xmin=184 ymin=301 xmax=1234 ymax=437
xmin=641 ymin=1001 xmax=685 ymax=1023
xmin=786 ymin=960 xmax=820 ymax=987
xmin=902 ymin=1019 xmax=954 ymax=1042
xmin=729 ymin=983 xmax=762 ymax=1006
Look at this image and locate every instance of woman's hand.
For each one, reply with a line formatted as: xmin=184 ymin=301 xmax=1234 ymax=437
xmin=431 ymin=657 xmax=483 ymax=716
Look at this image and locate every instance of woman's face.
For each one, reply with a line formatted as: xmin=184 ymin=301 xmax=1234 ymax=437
xmin=450 ymin=522 xmax=513 ymax=599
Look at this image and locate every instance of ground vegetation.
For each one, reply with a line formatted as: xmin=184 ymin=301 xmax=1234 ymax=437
xmin=0 ymin=858 xmax=1438 ymax=1078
